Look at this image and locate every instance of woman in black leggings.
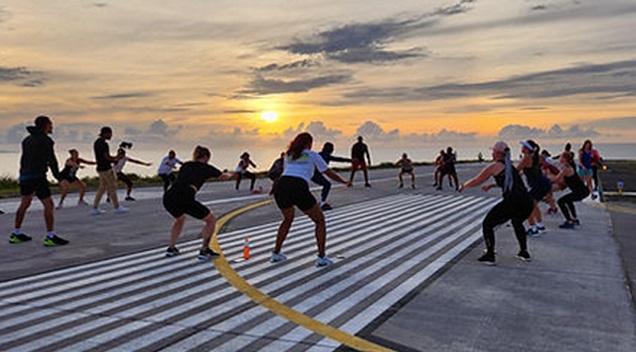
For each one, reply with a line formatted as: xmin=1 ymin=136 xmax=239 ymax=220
xmin=554 ymin=151 xmax=590 ymax=229
xmin=459 ymin=141 xmax=534 ymax=265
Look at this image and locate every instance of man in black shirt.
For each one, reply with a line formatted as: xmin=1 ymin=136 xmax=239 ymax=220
xmin=92 ymin=126 xmax=128 ymax=214
xmin=10 ymin=115 xmax=69 ymax=246
xmin=312 ymin=142 xmax=351 ymax=210
xmin=349 ymin=136 xmax=372 ymax=187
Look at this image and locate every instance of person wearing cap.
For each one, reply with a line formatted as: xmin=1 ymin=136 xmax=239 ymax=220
xmin=91 ymin=126 xmax=128 ymax=214
xmin=349 ymin=136 xmax=372 ymax=187
xmin=235 ymin=152 xmax=257 ymax=191
xmin=458 ymin=141 xmax=534 ymax=265
xmin=10 ymin=115 xmax=69 ymax=246
xmin=517 ymin=140 xmax=553 ymax=236
xmin=57 ymin=149 xmax=96 ymax=209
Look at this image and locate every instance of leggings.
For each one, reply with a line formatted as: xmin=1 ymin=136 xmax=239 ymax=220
xmin=311 ymin=173 xmax=331 ymax=202
xmin=557 ymin=190 xmax=589 ymax=221
xmin=236 ymin=171 xmax=256 ymax=190
xmin=482 ymin=198 xmax=533 ymax=254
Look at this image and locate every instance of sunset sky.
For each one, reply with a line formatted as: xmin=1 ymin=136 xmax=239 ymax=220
xmin=1 ymin=0 xmax=635 ymax=151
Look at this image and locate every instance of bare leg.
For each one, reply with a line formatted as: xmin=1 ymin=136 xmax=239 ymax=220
xmin=303 ymin=204 xmax=327 ymax=257
xmin=58 ymin=180 xmax=69 ymax=206
xmin=169 ymin=215 xmax=186 ymax=247
xmin=41 ymin=197 xmax=54 ymax=232
xmin=200 ymin=212 xmax=217 ymax=250
xmin=77 ymin=180 xmax=87 ymax=202
xmin=14 ymin=195 xmax=33 ymax=229
xmin=274 ymin=207 xmax=295 ymax=253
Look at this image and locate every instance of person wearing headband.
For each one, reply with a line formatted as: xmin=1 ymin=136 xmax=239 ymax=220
xmin=517 ymin=140 xmax=553 ymax=236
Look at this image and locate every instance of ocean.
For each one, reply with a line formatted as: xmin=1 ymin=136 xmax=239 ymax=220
xmin=1 ymin=143 xmax=634 ymax=179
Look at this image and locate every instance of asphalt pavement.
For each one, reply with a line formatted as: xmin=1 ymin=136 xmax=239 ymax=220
xmin=0 ymin=164 xmax=634 ymax=351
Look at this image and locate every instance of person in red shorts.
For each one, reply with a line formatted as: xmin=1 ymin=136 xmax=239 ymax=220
xmin=349 ymin=136 xmax=372 ymax=187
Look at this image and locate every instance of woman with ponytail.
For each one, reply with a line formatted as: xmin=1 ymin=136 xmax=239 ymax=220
xmin=163 ymin=145 xmax=233 ymax=260
xmin=458 ymin=141 xmax=534 ymax=265
xmin=271 ymin=132 xmax=351 ymax=267
xmin=554 ymin=151 xmax=589 ymax=229
xmin=517 ymin=140 xmax=553 ymax=236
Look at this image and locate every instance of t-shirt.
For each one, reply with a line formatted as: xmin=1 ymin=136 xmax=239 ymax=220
xmin=351 ymin=142 xmax=368 ymax=161
xmin=173 ymin=161 xmax=222 ymax=190
xmin=94 ymin=138 xmax=111 ymax=172
xmin=113 ymin=157 xmax=129 ymax=173
xmin=158 ymin=156 xmax=181 ymax=175
xmin=282 ymin=150 xmax=328 ymax=182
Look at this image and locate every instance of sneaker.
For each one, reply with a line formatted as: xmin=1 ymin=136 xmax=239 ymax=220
xmin=435 ymin=186 xmax=442 ymax=191
xmin=197 ymin=248 xmax=219 ymax=261
xmin=364 ymin=183 xmax=372 ymax=188
xmin=56 ymin=204 xmax=63 ymax=210
xmin=526 ymin=228 xmax=539 ymax=237
xmin=77 ymin=200 xmax=89 ymax=206
xmin=44 ymin=235 xmax=69 ymax=247
xmin=573 ymin=219 xmax=580 ymax=226
xmin=516 ymin=250 xmax=531 ymax=261
xmin=271 ymin=252 xmax=287 ymax=263
xmin=398 ymin=183 xmax=403 ymax=189
xmin=321 ymin=203 xmax=333 ymax=211
xmin=316 ymin=255 xmax=333 ymax=267
xmin=559 ymin=221 xmax=575 ymax=229
xmin=165 ymin=246 xmax=181 ymax=257
xmin=125 ymin=196 xmax=136 ymax=201
xmin=411 ymin=184 xmax=416 ymax=189
xmin=114 ymin=206 xmax=129 ymax=214
xmin=478 ymin=252 xmax=496 ymax=265
xmin=9 ymin=233 xmax=32 ymax=244
xmin=536 ymin=224 xmax=546 ymax=231
xmin=90 ymin=207 xmax=106 ymax=215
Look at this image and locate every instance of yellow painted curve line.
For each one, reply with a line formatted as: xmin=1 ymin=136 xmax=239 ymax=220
xmin=209 ymin=199 xmax=393 ymax=352
xmin=587 ymin=201 xmax=636 ymax=216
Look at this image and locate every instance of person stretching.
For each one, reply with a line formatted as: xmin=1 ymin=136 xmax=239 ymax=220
xmin=311 ymin=142 xmax=351 ymax=210
xmin=517 ymin=140 xmax=552 ymax=236
xmin=395 ymin=153 xmax=415 ymax=189
xmin=57 ymin=149 xmax=96 ymax=208
xmin=555 ymin=151 xmax=590 ymax=229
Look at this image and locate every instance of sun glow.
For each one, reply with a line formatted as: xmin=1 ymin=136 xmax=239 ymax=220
xmin=260 ymin=111 xmax=279 ymax=123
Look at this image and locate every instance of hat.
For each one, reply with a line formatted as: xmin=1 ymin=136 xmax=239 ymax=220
xmin=520 ymin=140 xmax=539 ymax=152
xmin=100 ymin=126 xmax=112 ymax=136
xmin=492 ymin=141 xmax=509 ymax=152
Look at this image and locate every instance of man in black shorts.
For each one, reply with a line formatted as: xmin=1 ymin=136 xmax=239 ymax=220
xmin=10 ymin=115 xmax=69 ymax=246
xmin=437 ymin=146 xmax=459 ymax=191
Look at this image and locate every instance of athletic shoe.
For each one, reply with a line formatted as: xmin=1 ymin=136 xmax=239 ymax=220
xmin=165 ymin=246 xmax=181 ymax=257
xmin=516 ymin=250 xmax=531 ymax=261
xmin=316 ymin=255 xmax=333 ymax=267
xmin=478 ymin=252 xmax=496 ymax=265
xmin=398 ymin=183 xmax=403 ymax=189
xmin=321 ymin=203 xmax=333 ymax=211
xmin=364 ymin=183 xmax=372 ymax=187
xmin=573 ymin=219 xmax=580 ymax=226
xmin=435 ymin=186 xmax=442 ymax=191
xmin=197 ymin=248 xmax=220 ymax=260
xmin=44 ymin=235 xmax=69 ymax=247
xmin=56 ymin=204 xmax=63 ymax=210
xmin=526 ymin=228 xmax=539 ymax=237
xmin=411 ymin=184 xmax=416 ymax=189
xmin=90 ymin=207 xmax=106 ymax=215
xmin=559 ymin=221 xmax=575 ymax=229
xmin=9 ymin=233 xmax=32 ymax=244
xmin=271 ymin=252 xmax=287 ymax=263
xmin=114 ymin=206 xmax=129 ymax=214
xmin=536 ymin=224 xmax=546 ymax=231
xmin=125 ymin=196 xmax=136 ymax=201
xmin=77 ymin=200 xmax=89 ymax=206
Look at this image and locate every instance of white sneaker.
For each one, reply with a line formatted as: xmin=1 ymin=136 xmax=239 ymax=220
xmin=114 ymin=206 xmax=129 ymax=214
xmin=90 ymin=207 xmax=106 ymax=215
xmin=315 ymin=255 xmax=333 ymax=267
xmin=270 ymin=252 xmax=287 ymax=263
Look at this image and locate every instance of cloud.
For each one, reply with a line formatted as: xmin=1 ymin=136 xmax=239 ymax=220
xmin=254 ymin=59 xmax=318 ymax=73
xmin=92 ymin=92 xmax=153 ymax=100
xmin=240 ymin=74 xmax=352 ymax=95
xmin=498 ymin=123 xmax=600 ymax=140
xmin=305 ymin=121 xmax=343 ymax=141
xmin=583 ymin=116 xmax=636 ymax=130
xmin=342 ymin=59 xmax=636 ymax=105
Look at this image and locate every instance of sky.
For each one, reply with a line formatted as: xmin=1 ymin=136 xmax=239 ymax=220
xmin=1 ymin=0 xmax=635 ymax=152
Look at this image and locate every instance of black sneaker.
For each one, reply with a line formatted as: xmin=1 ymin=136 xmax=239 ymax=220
xmin=197 ymin=248 xmax=220 ymax=261
xmin=165 ymin=246 xmax=181 ymax=257
xmin=516 ymin=250 xmax=531 ymax=262
xmin=398 ymin=183 xmax=403 ymax=189
xmin=9 ymin=233 xmax=32 ymax=244
xmin=478 ymin=252 xmax=496 ymax=265
xmin=321 ymin=203 xmax=333 ymax=211
xmin=44 ymin=235 xmax=69 ymax=247
xmin=364 ymin=183 xmax=372 ymax=187
xmin=125 ymin=196 xmax=136 ymax=201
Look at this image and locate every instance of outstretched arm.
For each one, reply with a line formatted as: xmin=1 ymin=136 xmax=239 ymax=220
xmin=127 ymin=157 xmax=152 ymax=166
xmin=458 ymin=162 xmax=501 ymax=192
xmin=324 ymin=169 xmax=352 ymax=187
xmin=78 ymin=157 xmax=97 ymax=166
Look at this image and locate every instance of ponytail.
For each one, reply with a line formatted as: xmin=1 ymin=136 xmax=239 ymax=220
xmin=286 ymin=132 xmax=313 ymax=160
xmin=504 ymin=147 xmax=513 ymax=193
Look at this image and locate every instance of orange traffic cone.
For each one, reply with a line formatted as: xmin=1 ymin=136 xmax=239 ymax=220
xmin=243 ymin=238 xmax=250 ymax=260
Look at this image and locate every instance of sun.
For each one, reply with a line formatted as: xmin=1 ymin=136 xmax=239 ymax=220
xmin=260 ymin=111 xmax=279 ymax=123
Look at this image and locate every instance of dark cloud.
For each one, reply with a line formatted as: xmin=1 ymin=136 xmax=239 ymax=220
xmin=254 ymin=60 xmax=318 ymax=72
xmin=342 ymin=59 xmax=636 ymax=104
xmin=0 ymin=66 xmax=30 ymax=81
xmin=222 ymin=109 xmax=258 ymax=114
xmin=92 ymin=92 xmax=153 ymax=100
xmin=240 ymin=74 xmax=351 ymax=95
xmin=21 ymin=79 xmax=45 ymax=87
xmin=498 ymin=124 xmax=599 ymax=140
xmin=531 ymin=5 xmax=548 ymax=11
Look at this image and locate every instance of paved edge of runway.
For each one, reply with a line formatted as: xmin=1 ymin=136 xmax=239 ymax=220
xmin=209 ymin=198 xmax=393 ymax=352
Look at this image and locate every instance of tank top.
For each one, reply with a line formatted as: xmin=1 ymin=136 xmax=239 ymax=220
xmin=493 ymin=161 xmax=528 ymax=200
xmin=564 ymin=173 xmax=588 ymax=195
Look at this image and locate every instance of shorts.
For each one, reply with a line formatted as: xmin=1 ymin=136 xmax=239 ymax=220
xmin=351 ymin=160 xmax=367 ymax=171
xmin=59 ymin=170 xmax=79 ymax=183
xmin=528 ymin=178 xmax=552 ymax=201
xmin=401 ymin=168 xmax=414 ymax=173
xmin=274 ymin=176 xmax=317 ymax=211
xmin=441 ymin=165 xmax=456 ymax=176
xmin=20 ymin=177 xmax=51 ymax=199
xmin=163 ymin=184 xmax=210 ymax=219
xmin=577 ymin=167 xmax=593 ymax=177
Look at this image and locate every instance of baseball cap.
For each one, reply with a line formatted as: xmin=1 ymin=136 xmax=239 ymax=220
xmin=492 ymin=141 xmax=509 ymax=152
